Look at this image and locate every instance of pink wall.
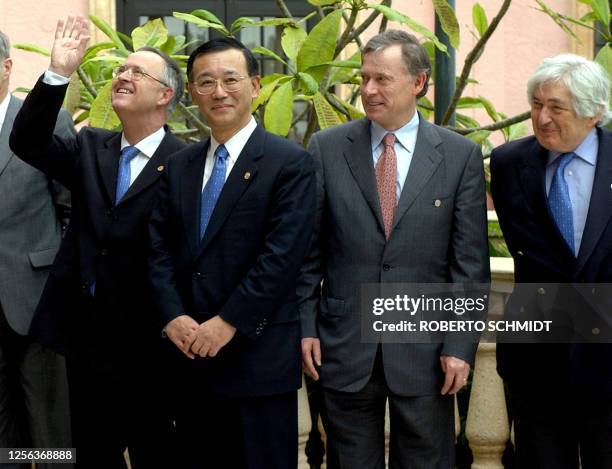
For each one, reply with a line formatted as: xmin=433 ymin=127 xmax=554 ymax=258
xmin=0 ymin=0 xmax=88 ymax=95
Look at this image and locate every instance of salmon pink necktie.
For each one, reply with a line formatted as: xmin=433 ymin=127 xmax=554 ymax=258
xmin=376 ymin=133 xmax=397 ymax=239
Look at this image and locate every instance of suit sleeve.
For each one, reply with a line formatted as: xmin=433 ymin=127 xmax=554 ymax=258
xmin=148 ymin=162 xmax=189 ymax=328
xmin=441 ymin=142 xmax=491 ymax=365
xmin=49 ymin=108 xmax=76 ymax=227
xmin=218 ymin=147 xmax=316 ymax=340
xmin=9 ymin=76 xmax=81 ymax=190
xmin=296 ymin=133 xmax=325 ymax=338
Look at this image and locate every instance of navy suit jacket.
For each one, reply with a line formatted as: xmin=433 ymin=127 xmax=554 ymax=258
xmin=148 ymin=124 xmax=316 ymax=397
xmin=490 ymin=127 xmax=612 ymax=398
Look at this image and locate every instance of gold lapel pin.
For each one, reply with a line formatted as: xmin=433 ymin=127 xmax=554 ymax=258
xmin=157 ymin=165 xmax=164 ymax=172
xmin=244 ymin=172 xmax=251 ymax=180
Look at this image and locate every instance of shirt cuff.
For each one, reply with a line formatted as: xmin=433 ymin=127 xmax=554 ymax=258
xmin=43 ymin=70 xmax=71 ymax=85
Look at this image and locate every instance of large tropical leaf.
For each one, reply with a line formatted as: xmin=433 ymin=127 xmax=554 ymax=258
xmin=432 ymin=0 xmax=460 ymax=48
xmin=90 ymin=81 xmax=120 ymax=129
xmin=173 ymin=12 xmax=230 ymax=36
xmin=13 ymin=44 xmax=50 ymax=57
xmin=472 ymin=3 xmax=488 ymax=37
xmin=90 ymin=14 xmax=129 ymax=53
xmin=132 ymin=18 xmax=168 ymax=50
xmin=265 ymin=80 xmax=295 ymax=136
xmin=297 ymin=9 xmax=343 ymax=83
xmin=313 ymin=91 xmax=344 ymax=129
xmin=282 ymin=26 xmax=308 ymax=62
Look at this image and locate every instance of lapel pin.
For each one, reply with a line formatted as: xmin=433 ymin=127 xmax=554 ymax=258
xmin=157 ymin=165 xmax=164 ymax=172
xmin=434 ymin=199 xmax=442 ymax=207
xmin=244 ymin=172 xmax=251 ymax=180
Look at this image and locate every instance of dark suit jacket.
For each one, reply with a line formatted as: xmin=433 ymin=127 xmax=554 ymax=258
xmin=0 ymin=95 xmax=73 ymax=335
xmin=490 ymin=128 xmax=612 ymax=398
xmin=298 ymin=117 xmax=490 ymax=396
xmin=148 ymin=124 xmax=315 ymax=397
xmin=9 ymin=77 xmax=186 ymax=358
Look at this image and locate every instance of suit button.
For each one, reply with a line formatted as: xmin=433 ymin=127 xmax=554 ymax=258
xmin=262 ymin=318 xmax=268 ymax=325
xmin=192 ymin=272 xmax=203 ymax=279
xmin=106 ymin=209 xmax=113 ymax=216
xmin=592 ymin=328 xmax=600 ymax=336
xmin=537 ymin=287 xmax=546 ymax=295
xmin=517 ymin=250 xmax=524 ymax=256
xmin=383 ymin=264 xmax=391 ymax=271
xmin=100 ymin=248 xmax=108 ymax=256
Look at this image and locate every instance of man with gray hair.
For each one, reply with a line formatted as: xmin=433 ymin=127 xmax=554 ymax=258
xmin=299 ymin=29 xmax=489 ymax=468
xmin=10 ymin=15 xmax=185 ymax=468
xmin=0 ymin=29 xmax=74 ymax=468
xmin=491 ymin=53 xmax=612 ymax=468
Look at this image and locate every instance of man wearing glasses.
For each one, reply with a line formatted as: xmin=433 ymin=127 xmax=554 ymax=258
xmin=10 ymin=15 xmax=185 ymax=468
xmin=148 ymin=37 xmax=315 ymax=468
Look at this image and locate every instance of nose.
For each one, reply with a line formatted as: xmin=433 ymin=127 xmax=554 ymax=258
xmin=212 ymin=79 xmax=228 ymax=98
xmin=116 ymin=69 xmax=132 ymax=81
xmin=537 ymin=106 xmax=553 ymax=126
xmin=361 ymin=79 xmax=377 ymax=97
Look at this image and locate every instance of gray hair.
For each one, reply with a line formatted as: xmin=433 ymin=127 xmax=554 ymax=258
xmin=527 ymin=53 xmax=611 ymax=126
xmin=363 ymin=29 xmax=431 ymax=98
xmin=137 ymin=47 xmax=184 ymax=114
xmin=0 ymin=30 xmax=10 ymax=60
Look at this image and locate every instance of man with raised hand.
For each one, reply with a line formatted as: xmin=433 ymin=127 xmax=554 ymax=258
xmin=10 ymin=14 xmax=185 ymax=469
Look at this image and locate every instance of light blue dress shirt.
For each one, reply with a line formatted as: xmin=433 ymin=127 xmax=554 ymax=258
xmin=371 ymin=112 xmax=420 ymax=200
xmin=545 ymin=128 xmax=598 ymax=255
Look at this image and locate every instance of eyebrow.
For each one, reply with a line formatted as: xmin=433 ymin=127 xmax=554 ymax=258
xmin=195 ymin=70 xmax=243 ymax=78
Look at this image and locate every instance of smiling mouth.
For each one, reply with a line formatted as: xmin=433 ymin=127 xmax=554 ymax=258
xmin=115 ymin=88 xmax=134 ymax=95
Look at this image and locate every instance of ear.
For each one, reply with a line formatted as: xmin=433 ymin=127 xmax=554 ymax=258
xmin=250 ymin=75 xmax=261 ymax=99
xmin=412 ymin=72 xmax=426 ymax=96
xmin=158 ymin=86 xmax=174 ymax=107
xmin=2 ymin=57 xmax=12 ymax=76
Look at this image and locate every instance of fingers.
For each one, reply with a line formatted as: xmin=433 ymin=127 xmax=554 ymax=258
xmin=440 ymin=371 xmax=454 ymax=395
xmin=312 ymin=339 xmax=322 ymax=367
xmin=440 ymin=356 xmax=470 ymax=395
xmin=301 ymin=338 xmax=320 ymax=381
xmin=54 ymin=18 xmax=65 ymax=40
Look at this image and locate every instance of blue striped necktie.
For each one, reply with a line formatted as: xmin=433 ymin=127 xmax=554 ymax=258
xmin=200 ymin=144 xmax=229 ymax=240
xmin=548 ymin=152 xmax=575 ymax=254
xmin=115 ymin=145 xmax=140 ymax=203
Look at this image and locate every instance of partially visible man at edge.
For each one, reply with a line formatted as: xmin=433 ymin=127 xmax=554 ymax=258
xmin=9 ymin=14 xmax=185 ymax=469
xmin=0 ymin=28 xmax=74 ymax=469
xmin=491 ymin=54 xmax=612 ymax=469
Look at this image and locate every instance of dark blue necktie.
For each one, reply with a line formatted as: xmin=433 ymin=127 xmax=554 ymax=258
xmin=200 ymin=144 xmax=229 ymax=240
xmin=115 ymin=146 xmax=140 ymax=204
xmin=548 ymin=152 xmax=575 ymax=253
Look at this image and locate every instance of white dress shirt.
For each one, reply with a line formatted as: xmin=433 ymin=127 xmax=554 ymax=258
xmin=0 ymin=92 xmax=11 ymax=130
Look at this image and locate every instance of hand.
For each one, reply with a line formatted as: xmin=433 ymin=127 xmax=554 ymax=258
xmin=190 ymin=315 xmax=236 ymax=358
xmin=440 ymin=355 xmax=470 ymax=395
xmin=49 ymin=14 xmax=90 ymax=78
xmin=301 ymin=337 xmax=321 ymax=381
xmin=164 ymin=315 xmax=199 ymax=359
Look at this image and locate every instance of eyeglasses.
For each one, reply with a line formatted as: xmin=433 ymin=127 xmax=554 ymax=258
xmin=192 ymin=75 xmax=248 ymax=95
xmin=112 ymin=65 xmax=169 ymax=88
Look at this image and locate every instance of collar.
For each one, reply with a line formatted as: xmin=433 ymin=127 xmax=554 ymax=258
xmin=120 ymin=126 xmax=166 ymax=159
xmin=0 ymin=93 xmax=11 ymax=130
xmin=547 ymin=127 xmax=598 ymax=168
xmin=370 ymin=111 xmax=420 ymax=152
xmin=209 ymin=116 xmax=257 ymax=161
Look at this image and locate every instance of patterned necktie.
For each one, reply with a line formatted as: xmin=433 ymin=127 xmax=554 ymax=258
xmin=115 ymin=146 xmax=140 ymax=204
xmin=376 ymin=133 xmax=397 ymax=239
xmin=200 ymin=144 xmax=229 ymax=240
xmin=548 ymin=152 xmax=575 ymax=254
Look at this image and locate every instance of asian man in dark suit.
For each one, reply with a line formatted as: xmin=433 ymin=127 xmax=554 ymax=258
xmin=9 ymin=15 xmax=185 ymax=469
xmin=0 ymin=29 xmax=74 ymax=469
xmin=148 ymin=37 xmax=315 ymax=469
xmin=491 ymin=54 xmax=612 ymax=469
xmin=298 ymin=30 xmax=490 ymax=469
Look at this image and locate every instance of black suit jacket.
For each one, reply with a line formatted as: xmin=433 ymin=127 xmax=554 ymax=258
xmin=9 ymin=77 xmax=186 ymax=358
xmin=490 ymin=128 xmax=612 ymax=398
xmin=149 ymin=124 xmax=315 ymax=397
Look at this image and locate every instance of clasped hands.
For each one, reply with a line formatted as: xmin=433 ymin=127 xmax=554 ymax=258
xmin=164 ymin=314 xmax=236 ymax=359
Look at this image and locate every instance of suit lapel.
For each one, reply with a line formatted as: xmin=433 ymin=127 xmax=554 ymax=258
xmin=181 ymin=141 xmax=208 ymax=257
xmin=118 ymin=131 xmax=175 ymax=205
xmin=343 ymin=119 xmax=385 ymax=234
xmin=197 ymin=125 xmax=263 ymax=258
xmin=0 ymin=96 xmax=20 ymax=177
xmin=576 ymin=128 xmax=612 ymax=273
xmin=97 ymin=133 xmax=122 ymax=205
xmin=392 ymin=118 xmax=443 ymax=230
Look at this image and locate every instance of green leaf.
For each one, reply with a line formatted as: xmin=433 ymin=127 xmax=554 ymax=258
xmin=116 ymin=31 xmax=133 ymax=51
xmin=252 ymin=46 xmax=288 ymax=66
xmin=328 ymin=53 xmax=362 ymax=86
xmin=63 ymin=72 xmax=81 ymax=115
xmin=457 ymin=97 xmax=485 ymax=109
xmin=82 ymin=42 xmax=116 ymax=62
xmin=12 ymin=87 xmax=31 ymax=94
xmin=335 ymin=97 xmax=365 ymax=120
xmin=297 ymin=9 xmax=343 ymax=83
xmin=455 ymin=113 xmax=480 ymax=128
xmin=367 ymin=4 xmax=447 ymax=53
xmin=535 ymin=1 xmax=578 ymax=39
xmin=261 ymin=73 xmax=289 ymax=86
xmin=74 ymin=110 xmax=90 ymax=125
xmin=160 ymin=36 xmax=176 ymax=55
xmin=89 ymin=81 xmax=120 ymax=129
xmin=313 ymin=91 xmax=344 ymax=129
xmin=472 ymin=3 xmax=488 ymax=37
xmin=465 ymin=130 xmax=492 ymax=144
xmin=252 ymin=76 xmax=286 ymax=111
xmin=132 ymin=18 xmax=168 ymax=50
xmin=81 ymin=55 xmax=125 ymax=67
xmin=281 ymin=26 xmax=307 ymax=62
xmin=308 ymin=0 xmax=340 ymax=5
xmin=432 ymin=0 xmax=460 ymax=48
xmin=579 ymin=0 xmax=610 ymax=26
xmin=13 ymin=43 xmax=50 ymax=57
xmin=507 ymin=122 xmax=528 ymax=142
xmin=297 ymin=72 xmax=319 ymax=95
xmin=243 ymin=18 xmax=296 ymax=28
xmin=595 ymin=44 xmax=612 ymax=102
xmin=89 ymin=14 xmax=129 ymax=53
xmin=173 ymin=12 xmax=230 ymax=36
xmin=190 ymin=9 xmax=225 ymax=26
xmin=264 ymin=80 xmax=294 ymax=136
xmin=169 ymin=35 xmax=186 ymax=54
xmin=230 ymin=17 xmax=256 ymax=33
xmin=478 ymin=95 xmax=499 ymax=121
